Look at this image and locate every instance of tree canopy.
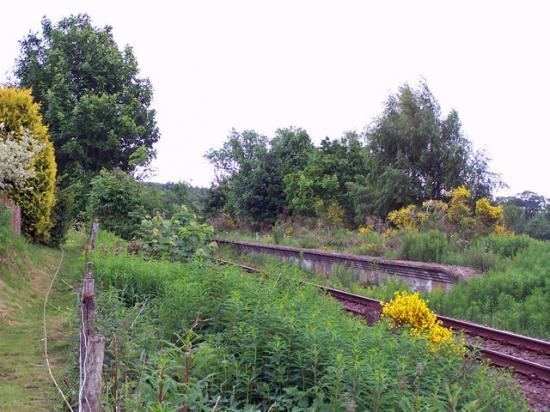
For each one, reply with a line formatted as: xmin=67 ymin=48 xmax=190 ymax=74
xmin=206 ymin=83 xmax=502 ymax=227
xmin=362 ymin=82 xmax=500 ymax=216
xmin=15 ymin=14 xmax=160 ymax=181
xmin=498 ymin=191 xmax=550 ymax=240
xmin=206 ymin=128 xmax=315 ymax=226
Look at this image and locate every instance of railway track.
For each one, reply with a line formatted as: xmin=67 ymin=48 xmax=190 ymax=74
xmin=215 ymin=239 xmax=481 ymax=291
xmin=214 ymin=258 xmax=550 ymax=383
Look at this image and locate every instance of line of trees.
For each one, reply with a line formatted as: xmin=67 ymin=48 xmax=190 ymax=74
xmin=498 ymin=191 xmax=550 ymax=240
xmin=3 ymin=13 xmax=548 ymax=244
xmin=205 ymin=83 xmax=502 ymax=229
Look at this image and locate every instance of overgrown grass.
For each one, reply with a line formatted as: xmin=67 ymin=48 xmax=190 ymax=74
xmin=0 ymin=227 xmax=85 ymax=410
xmin=87 ymin=238 xmax=528 ymax=411
xmin=222 ymin=228 xmax=536 ymax=271
xmin=216 ymin=245 xmax=408 ymax=302
xmin=217 ymin=237 xmax=550 ymax=339
xmin=428 ymin=240 xmax=550 ymax=338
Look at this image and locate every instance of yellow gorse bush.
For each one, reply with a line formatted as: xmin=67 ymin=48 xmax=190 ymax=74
xmin=387 ymin=204 xmax=427 ymax=231
xmin=382 ymin=291 xmax=454 ymax=349
xmin=447 ymin=186 xmax=472 ymax=224
xmin=326 ymin=201 xmax=345 ymax=226
xmin=475 ymin=198 xmax=504 ymax=231
xmin=357 ymin=224 xmax=374 ymax=235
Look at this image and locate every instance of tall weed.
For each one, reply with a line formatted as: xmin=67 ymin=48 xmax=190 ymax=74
xmin=89 ymin=244 xmax=528 ymax=410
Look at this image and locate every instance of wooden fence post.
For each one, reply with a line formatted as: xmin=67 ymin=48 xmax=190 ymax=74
xmin=79 ymin=221 xmax=104 ymax=411
xmin=80 ymin=335 xmax=105 ymax=412
xmin=90 ymin=220 xmax=99 ymax=250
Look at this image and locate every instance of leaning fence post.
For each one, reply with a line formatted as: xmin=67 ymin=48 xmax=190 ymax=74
xmin=79 ymin=275 xmax=96 ymax=376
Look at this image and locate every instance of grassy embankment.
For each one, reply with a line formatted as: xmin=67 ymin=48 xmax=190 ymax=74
xmin=79 ymin=230 xmax=528 ymax=410
xmin=0 ymin=229 xmax=84 ymax=411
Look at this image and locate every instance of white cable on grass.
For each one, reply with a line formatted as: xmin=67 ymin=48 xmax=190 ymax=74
xmin=43 ymin=247 xmax=75 ymax=412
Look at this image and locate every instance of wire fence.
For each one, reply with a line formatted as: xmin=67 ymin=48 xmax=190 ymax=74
xmin=79 ymin=220 xmax=104 ymax=412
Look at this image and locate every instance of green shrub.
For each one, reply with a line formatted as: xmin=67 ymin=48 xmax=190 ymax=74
xmin=483 ymin=234 xmax=533 ymax=258
xmin=326 ymin=229 xmax=349 ymax=248
xmin=428 ymin=239 xmax=550 ymax=338
xmin=457 ymin=244 xmax=499 ymax=271
xmin=46 ymin=182 xmax=76 ymax=247
xmin=138 ymin=205 xmax=215 ymax=261
xmin=88 ymin=169 xmax=143 ymax=240
xmin=352 ymin=230 xmax=385 ymax=256
xmin=525 ymin=213 xmax=550 ymax=240
xmin=399 ymin=230 xmax=449 ymax=263
xmin=271 ymin=226 xmax=284 ymax=244
xmin=0 ymin=88 xmax=57 ymax=242
xmin=0 ymin=204 xmax=12 ymax=253
xmin=297 ymin=237 xmax=321 ymax=249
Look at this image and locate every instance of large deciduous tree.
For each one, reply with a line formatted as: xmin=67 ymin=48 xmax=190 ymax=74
xmin=284 ymin=133 xmax=366 ymax=224
xmin=363 ymin=82 xmax=500 ymax=216
xmin=15 ymin=14 xmax=160 ymax=182
xmin=206 ymin=128 xmax=314 ymax=226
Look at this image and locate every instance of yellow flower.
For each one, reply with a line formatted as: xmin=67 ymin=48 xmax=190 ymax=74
xmin=447 ymin=186 xmax=472 ymax=223
xmin=475 ymin=198 xmax=504 ymax=231
xmin=382 ymin=291 xmax=458 ymax=350
xmin=358 ymin=224 xmax=374 ymax=235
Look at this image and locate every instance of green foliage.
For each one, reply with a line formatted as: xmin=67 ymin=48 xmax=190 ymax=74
xmin=16 ymin=14 xmax=160 ymax=176
xmin=497 ymin=191 xmax=550 ymax=240
xmin=206 ymin=128 xmax=315 ymax=225
xmin=88 ymin=169 xmax=143 ymax=239
xmin=206 ymin=83 xmax=499 ymax=228
xmin=138 ymin=206 xmax=215 ymax=261
xmin=45 ymin=180 xmax=75 ymax=247
xmin=399 ymin=230 xmax=449 ymax=263
xmin=502 ymin=203 xmax=526 ymax=233
xmin=498 ymin=190 xmax=547 ymax=220
xmin=283 ymin=172 xmax=339 ymax=217
xmin=355 ymin=82 xmax=499 ymax=217
xmin=429 ymin=238 xmax=550 ymax=338
xmin=15 ymin=14 xmax=159 ymax=207
xmin=271 ymin=226 xmax=284 ymax=244
xmin=525 ymin=213 xmax=550 ymax=241
xmin=0 ymin=205 xmax=12 ymax=254
xmin=452 ymin=243 xmax=499 ymax=272
xmin=0 ymin=88 xmax=57 ymax=241
xmin=90 ymin=246 xmax=527 ymax=410
xmin=140 ymin=182 xmax=207 ymax=217
xmin=482 ymin=234 xmax=532 ymax=258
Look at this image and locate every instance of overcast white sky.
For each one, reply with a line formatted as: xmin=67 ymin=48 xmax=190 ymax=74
xmin=2 ymin=1 xmax=549 ymax=197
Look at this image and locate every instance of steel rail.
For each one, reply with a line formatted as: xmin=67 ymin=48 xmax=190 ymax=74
xmin=322 ymin=285 xmax=550 ymax=356
xmin=477 ymin=348 xmax=550 ymax=381
xmin=212 ymin=257 xmax=550 ymax=381
xmin=437 ymin=315 xmax=550 ymax=355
